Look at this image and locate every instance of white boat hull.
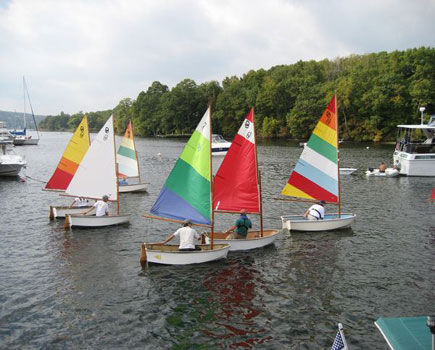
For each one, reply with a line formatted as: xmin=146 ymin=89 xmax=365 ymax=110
xmin=206 ymin=229 xmax=279 ymax=251
xmin=65 ymin=214 xmax=130 ymax=228
xmin=281 ymin=213 xmax=356 ymax=231
xmin=0 ymin=163 xmax=24 ymax=176
xmin=142 ymin=243 xmax=230 ymax=265
xmin=13 ymin=138 xmax=39 ymax=146
xmin=118 ymin=183 xmax=148 ymax=193
xmin=50 ymin=205 xmax=93 ymax=219
xmin=340 ymin=167 xmax=358 ymax=175
xmin=393 ymin=152 xmax=435 ymax=176
xmin=366 ymin=168 xmax=399 ymax=177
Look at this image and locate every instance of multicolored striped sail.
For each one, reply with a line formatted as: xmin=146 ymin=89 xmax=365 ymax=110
xmin=214 ymin=108 xmax=260 ymax=213
xmin=282 ymin=94 xmax=339 ymax=202
xmin=117 ymin=120 xmax=140 ymax=179
xmin=150 ymin=107 xmax=211 ymax=225
xmin=45 ymin=116 xmax=90 ymax=191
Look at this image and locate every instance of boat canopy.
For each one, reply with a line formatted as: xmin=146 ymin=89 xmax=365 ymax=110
xmin=375 ymin=316 xmax=432 ymax=350
xmin=397 ymin=125 xmax=435 ymax=130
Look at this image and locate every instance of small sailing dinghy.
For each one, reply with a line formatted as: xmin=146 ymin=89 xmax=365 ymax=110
xmin=64 ymin=115 xmax=130 ymax=228
xmin=117 ymin=120 xmax=148 ymax=193
xmin=45 ymin=115 xmax=93 ymax=219
xmin=140 ymin=107 xmax=230 ymax=265
xmin=280 ymin=94 xmax=356 ymax=231
xmin=210 ymin=108 xmax=279 ymax=251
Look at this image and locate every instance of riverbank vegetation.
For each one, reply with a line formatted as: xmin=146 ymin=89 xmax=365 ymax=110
xmin=39 ymin=47 xmax=435 ymax=141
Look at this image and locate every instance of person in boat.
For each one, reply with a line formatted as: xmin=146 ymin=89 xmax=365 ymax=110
xmin=379 ymin=162 xmax=387 ymax=173
xmin=393 ymin=159 xmax=401 ymax=171
xmin=224 ymin=209 xmax=252 ymax=239
xmin=303 ymin=200 xmax=326 ymax=221
xmin=162 ymin=219 xmax=202 ymax=251
xmin=84 ymin=195 xmax=109 ymax=216
xmin=118 ymin=178 xmax=128 ymax=186
xmin=69 ymin=197 xmax=90 ymax=208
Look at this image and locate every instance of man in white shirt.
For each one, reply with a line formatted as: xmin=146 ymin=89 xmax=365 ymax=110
xmin=162 ymin=219 xmax=202 ymax=251
xmin=303 ymin=200 xmax=326 ymax=220
xmin=84 ymin=195 xmax=109 ymax=216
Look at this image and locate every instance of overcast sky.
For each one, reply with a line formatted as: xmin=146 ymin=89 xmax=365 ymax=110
xmin=1 ymin=0 xmax=434 ymax=116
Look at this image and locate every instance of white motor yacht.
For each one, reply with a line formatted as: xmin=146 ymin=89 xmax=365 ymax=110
xmin=0 ymin=141 xmax=26 ymax=176
xmin=211 ymin=134 xmax=231 ymax=156
xmin=393 ymin=115 xmax=435 ymax=176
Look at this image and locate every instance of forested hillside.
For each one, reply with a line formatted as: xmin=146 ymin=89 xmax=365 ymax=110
xmin=39 ymin=47 xmax=435 ymax=141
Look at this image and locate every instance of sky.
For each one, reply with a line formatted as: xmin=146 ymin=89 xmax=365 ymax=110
xmin=0 ymin=0 xmax=434 ymax=116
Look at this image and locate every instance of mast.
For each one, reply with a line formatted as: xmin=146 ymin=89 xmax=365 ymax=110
xmin=130 ymin=119 xmax=142 ymax=183
xmin=23 ymin=76 xmax=26 ymax=132
xmin=209 ymin=104 xmax=214 ymax=249
xmin=252 ymin=107 xmax=263 ymax=237
xmin=24 ymin=77 xmax=40 ymax=139
xmin=336 ymin=93 xmax=342 ymax=217
xmin=112 ymin=116 xmax=120 ymax=215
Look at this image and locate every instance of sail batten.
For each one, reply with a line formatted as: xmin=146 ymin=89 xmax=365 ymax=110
xmin=150 ymin=108 xmax=211 ymax=225
xmin=282 ymin=94 xmax=339 ymax=202
xmin=213 ymin=109 xmax=260 ymax=213
xmin=45 ymin=116 xmax=90 ymax=191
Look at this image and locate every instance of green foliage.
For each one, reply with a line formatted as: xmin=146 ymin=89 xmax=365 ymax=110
xmin=40 ymin=47 xmax=435 ymax=141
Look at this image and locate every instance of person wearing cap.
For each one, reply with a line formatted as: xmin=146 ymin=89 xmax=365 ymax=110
xmin=303 ymin=200 xmax=326 ymax=220
xmin=162 ymin=219 xmax=202 ymax=251
xmin=224 ymin=209 xmax=252 ymax=239
xmin=84 ymin=195 xmax=109 ymax=216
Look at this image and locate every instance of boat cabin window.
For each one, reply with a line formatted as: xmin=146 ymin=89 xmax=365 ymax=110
xmin=396 ymin=127 xmax=435 ymax=154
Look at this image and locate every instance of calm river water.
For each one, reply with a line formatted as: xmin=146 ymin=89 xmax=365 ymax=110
xmin=1 ymin=132 xmax=434 ymax=349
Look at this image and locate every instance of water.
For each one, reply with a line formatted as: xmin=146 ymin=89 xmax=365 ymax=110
xmin=1 ymin=132 xmax=434 ymax=349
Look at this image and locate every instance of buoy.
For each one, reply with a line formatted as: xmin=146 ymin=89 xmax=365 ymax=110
xmin=140 ymin=243 xmax=147 ymax=267
xmin=366 ymin=146 xmax=370 ymax=149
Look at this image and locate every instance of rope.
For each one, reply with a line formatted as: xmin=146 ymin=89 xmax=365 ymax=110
xmin=25 ymin=175 xmax=47 ymax=183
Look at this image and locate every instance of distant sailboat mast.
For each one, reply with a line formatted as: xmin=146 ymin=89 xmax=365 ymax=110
xmin=23 ymin=76 xmax=40 ymax=139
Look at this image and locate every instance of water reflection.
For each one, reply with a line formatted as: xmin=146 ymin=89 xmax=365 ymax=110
xmin=202 ymin=257 xmax=272 ymax=348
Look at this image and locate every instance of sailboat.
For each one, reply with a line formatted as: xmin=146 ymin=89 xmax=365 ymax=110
xmin=45 ymin=115 xmax=93 ymax=219
xmin=280 ymin=93 xmax=356 ymax=231
xmin=140 ymin=107 xmax=230 ymax=265
xmin=64 ymin=115 xmax=130 ymax=228
xmin=117 ymin=120 xmax=148 ymax=193
xmin=209 ymin=108 xmax=279 ymax=251
xmin=11 ymin=77 xmax=40 ymax=146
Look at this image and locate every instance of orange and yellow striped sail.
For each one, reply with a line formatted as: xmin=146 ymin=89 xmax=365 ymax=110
xmin=45 ymin=116 xmax=90 ymax=191
xmin=281 ymin=94 xmax=339 ymax=202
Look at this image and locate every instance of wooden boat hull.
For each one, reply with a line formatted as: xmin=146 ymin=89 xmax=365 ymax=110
xmin=49 ymin=205 xmax=93 ymax=219
xmin=142 ymin=243 xmax=230 ymax=265
xmin=206 ymin=229 xmax=279 ymax=251
xmin=65 ymin=214 xmax=130 ymax=228
xmin=118 ymin=183 xmax=148 ymax=193
xmin=281 ymin=213 xmax=356 ymax=231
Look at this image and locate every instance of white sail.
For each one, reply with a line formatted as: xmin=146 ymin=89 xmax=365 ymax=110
xmin=66 ymin=115 xmax=117 ymax=201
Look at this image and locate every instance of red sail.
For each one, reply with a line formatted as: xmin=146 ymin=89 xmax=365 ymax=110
xmin=431 ymin=187 xmax=435 ymax=201
xmin=213 ymin=109 xmax=260 ymax=213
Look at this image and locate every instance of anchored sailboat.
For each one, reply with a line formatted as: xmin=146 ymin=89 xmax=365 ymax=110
xmin=64 ymin=115 xmax=130 ymax=228
xmin=280 ymin=94 xmax=356 ymax=231
xmin=140 ymin=107 xmax=230 ymax=265
xmin=46 ymin=115 xmax=92 ymax=219
xmin=210 ymin=108 xmax=279 ymax=250
xmin=11 ymin=77 xmax=40 ymax=146
xmin=117 ymin=120 xmax=148 ymax=193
